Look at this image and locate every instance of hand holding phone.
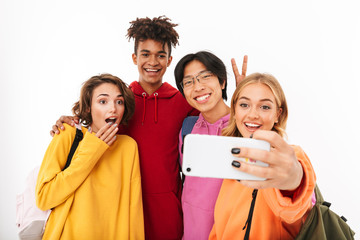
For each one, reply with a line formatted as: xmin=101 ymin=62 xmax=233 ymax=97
xmin=182 ymin=134 xmax=270 ymax=181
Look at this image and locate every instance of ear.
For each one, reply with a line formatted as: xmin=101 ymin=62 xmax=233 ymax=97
xmin=132 ymin=53 xmax=137 ymax=65
xmin=221 ymin=80 xmax=226 ymax=90
xmin=275 ymin=107 xmax=283 ymax=123
xmin=167 ymin=56 xmax=173 ymax=67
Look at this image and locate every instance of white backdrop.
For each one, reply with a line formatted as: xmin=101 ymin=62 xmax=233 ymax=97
xmin=1 ymin=0 xmax=359 ymax=238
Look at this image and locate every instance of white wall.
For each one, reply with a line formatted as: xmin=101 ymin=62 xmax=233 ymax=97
xmin=1 ymin=0 xmax=359 ymax=238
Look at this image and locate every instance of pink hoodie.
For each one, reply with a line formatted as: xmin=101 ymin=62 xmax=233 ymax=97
xmin=179 ymin=113 xmax=230 ymax=240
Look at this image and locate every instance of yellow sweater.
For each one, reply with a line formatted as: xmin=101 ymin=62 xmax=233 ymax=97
xmin=36 ymin=124 xmax=144 ymax=240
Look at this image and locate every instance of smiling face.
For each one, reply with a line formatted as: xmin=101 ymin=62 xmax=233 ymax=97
xmin=234 ymin=83 xmax=282 ymax=138
xmin=132 ymin=39 xmax=173 ymax=92
xmin=182 ymin=60 xmax=227 ymax=119
xmin=90 ymin=83 xmax=125 ymax=133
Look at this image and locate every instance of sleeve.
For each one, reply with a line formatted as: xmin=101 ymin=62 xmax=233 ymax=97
xmin=262 ymin=145 xmax=316 ymax=224
xmin=129 ymin=141 xmax=145 ymax=239
xmin=188 ymin=107 xmax=200 ymax=117
xmin=35 ymin=127 xmax=109 ymax=210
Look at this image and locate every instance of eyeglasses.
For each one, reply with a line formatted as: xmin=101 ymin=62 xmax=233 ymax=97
xmin=180 ymin=71 xmax=215 ymax=89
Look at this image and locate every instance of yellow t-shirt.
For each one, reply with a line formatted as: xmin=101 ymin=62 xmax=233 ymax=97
xmin=36 ymin=124 xmax=144 ymax=240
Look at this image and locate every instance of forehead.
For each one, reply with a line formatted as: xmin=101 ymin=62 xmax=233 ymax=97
xmin=92 ymin=83 xmax=122 ymax=96
xmin=137 ymin=39 xmax=169 ymax=54
xmin=183 ymin=60 xmax=207 ymax=76
xmin=239 ymin=83 xmax=276 ymax=101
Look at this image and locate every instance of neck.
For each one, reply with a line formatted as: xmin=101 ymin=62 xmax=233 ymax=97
xmin=138 ymin=80 xmax=163 ymax=95
xmin=202 ymin=101 xmax=230 ymax=124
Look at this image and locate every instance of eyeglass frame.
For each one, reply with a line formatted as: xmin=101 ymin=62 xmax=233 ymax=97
xmin=180 ymin=70 xmax=216 ymax=89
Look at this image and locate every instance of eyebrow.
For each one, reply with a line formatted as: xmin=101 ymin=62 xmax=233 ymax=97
xmin=140 ymin=49 xmax=168 ymax=54
xmin=239 ymin=96 xmax=274 ymax=103
xmin=184 ymin=70 xmax=209 ymax=78
xmin=96 ymin=94 xmax=123 ymax=98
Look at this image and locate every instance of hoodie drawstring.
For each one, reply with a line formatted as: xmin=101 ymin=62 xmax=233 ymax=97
xmin=154 ymin=92 xmax=158 ymax=123
xmin=141 ymin=92 xmax=159 ymax=125
xmin=142 ymin=92 xmax=146 ymax=125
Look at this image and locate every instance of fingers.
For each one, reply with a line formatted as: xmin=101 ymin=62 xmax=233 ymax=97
xmin=251 ymin=130 xmax=290 ymax=151
xmin=232 ymin=146 xmax=273 ymax=165
xmin=242 ymin=55 xmax=248 ymax=76
xmin=232 ymin=55 xmax=248 ymax=86
xmin=231 ymin=58 xmax=240 ymax=77
xmin=233 ymin=160 xmax=272 ymax=179
xmin=95 ymin=123 xmax=119 ymax=146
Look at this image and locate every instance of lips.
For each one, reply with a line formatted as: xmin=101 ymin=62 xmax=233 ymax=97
xmin=194 ymin=94 xmax=211 ymax=102
xmin=145 ymin=68 xmax=160 ymax=73
xmin=244 ymin=122 xmax=261 ymax=131
xmin=105 ymin=117 xmax=117 ymax=124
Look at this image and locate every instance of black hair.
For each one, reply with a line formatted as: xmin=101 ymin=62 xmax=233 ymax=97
xmin=174 ymin=51 xmax=227 ymax=100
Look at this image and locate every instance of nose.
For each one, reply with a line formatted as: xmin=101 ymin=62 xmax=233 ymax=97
xmin=248 ymin=107 xmax=259 ymax=119
xmin=109 ymin=102 xmax=117 ymax=113
xmin=148 ymin=55 xmax=159 ymax=65
xmin=193 ymin=78 xmax=205 ymax=91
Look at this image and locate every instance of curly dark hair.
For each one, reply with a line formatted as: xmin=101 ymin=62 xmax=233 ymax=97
xmin=126 ymin=15 xmax=179 ymax=56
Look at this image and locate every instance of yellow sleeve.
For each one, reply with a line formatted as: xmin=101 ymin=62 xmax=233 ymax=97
xmin=129 ymin=141 xmax=145 ymax=239
xmin=263 ymin=145 xmax=316 ymax=223
xmin=35 ymin=126 xmax=108 ymax=210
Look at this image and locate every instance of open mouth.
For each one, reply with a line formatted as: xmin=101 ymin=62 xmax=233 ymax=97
xmin=194 ymin=94 xmax=211 ymax=102
xmin=244 ymin=122 xmax=261 ymax=131
xmin=105 ymin=117 xmax=117 ymax=124
xmin=145 ymin=68 xmax=160 ymax=73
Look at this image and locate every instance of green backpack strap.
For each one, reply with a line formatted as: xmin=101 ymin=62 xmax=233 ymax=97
xmin=295 ymin=184 xmax=355 ymax=240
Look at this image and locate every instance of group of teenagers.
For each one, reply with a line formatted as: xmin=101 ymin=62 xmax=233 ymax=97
xmin=35 ymin=16 xmax=316 ymax=239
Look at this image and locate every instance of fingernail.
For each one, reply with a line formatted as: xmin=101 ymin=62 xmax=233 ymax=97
xmin=113 ymin=123 xmax=118 ymax=127
xmin=232 ymin=161 xmax=241 ymax=168
xmin=61 ymin=126 xmax=64 ymax=130
xmin=88 ymin=127 xmax=91 ymax=132
xmin=108 ymin=122 xmax=113 ymax=125
xmin=231 ymin=148 xmax=240 ymax=154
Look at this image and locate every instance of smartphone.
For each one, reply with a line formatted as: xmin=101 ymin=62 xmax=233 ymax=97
xmin=182 ymin=134 xmax=270 ymax=181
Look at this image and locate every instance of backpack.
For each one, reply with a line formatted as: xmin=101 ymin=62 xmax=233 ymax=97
xmin=16 ymin=125 xmax=83 ymax=240
xmin=295 ymin=184 xmax=355 ymax=240
xmin=180 ymin=116 xmax=199 ymax=184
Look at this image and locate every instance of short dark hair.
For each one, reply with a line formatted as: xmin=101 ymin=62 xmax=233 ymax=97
xmin=126 ymin=15 xmax=179 ymax=56
xmin=72 ymin=74 xmax=135 ymax=127
xmin=174 ymin=51 xmax=228 ymax=100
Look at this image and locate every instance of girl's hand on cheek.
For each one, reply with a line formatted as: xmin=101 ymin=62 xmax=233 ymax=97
xmin=231 ymin=130 xmax=303 ymax=191
xmin=94 ymin=123 xmax=118 ymax=146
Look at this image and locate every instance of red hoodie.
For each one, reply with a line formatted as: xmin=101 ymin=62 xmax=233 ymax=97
xmin=119 ymin=81 xmax=198 ymax=240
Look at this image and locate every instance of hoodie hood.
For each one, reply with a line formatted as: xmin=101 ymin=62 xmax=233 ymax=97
xmin=129 ymin=81 xmax=181 ymax=124
xmin=130 ymin=81 xmax=179 ymax=99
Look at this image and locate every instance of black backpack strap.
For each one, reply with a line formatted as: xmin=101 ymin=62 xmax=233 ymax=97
xmin=181 ymin=116 xmax=199 ymax=154
xmin=179 ymin=116 xmax=199 ymax=186
xmin=63 ymin=127 xmax=83 ymax=170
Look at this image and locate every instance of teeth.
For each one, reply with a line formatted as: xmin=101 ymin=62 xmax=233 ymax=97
xmin=245 ymin=123 xmax=260 ymax=127
xmin=146 ymin=69 xmax=158 ymax=72
xmin=195 ymin=94 xmax=210 ymax=101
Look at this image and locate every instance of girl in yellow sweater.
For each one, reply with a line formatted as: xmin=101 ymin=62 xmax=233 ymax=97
xmin=36 ymin=74 xmax=144 ymax=239
xmin=209 ymin=73 xmax=315 ymax=240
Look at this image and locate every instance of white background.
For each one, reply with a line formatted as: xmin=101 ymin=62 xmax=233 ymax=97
xmin=1 ymin=0 xmax=359 ymax=238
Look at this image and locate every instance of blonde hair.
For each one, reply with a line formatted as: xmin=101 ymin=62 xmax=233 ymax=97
xmin=222 ymin=73 xmax=288 ymax=138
